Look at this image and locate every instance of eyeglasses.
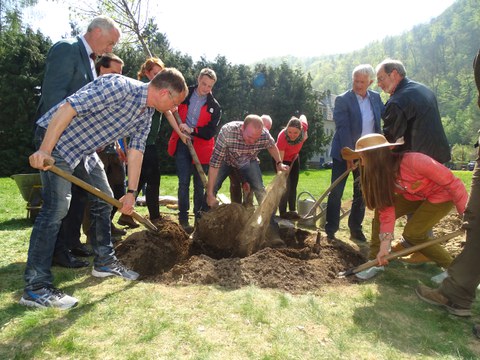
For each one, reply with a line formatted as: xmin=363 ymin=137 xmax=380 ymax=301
xmin=168 ymin=90 xmax=180 ymax=107
xmin=377 ymin=72 xmax=391 ymax=83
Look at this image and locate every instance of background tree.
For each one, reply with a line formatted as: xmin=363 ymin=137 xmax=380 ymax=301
xmin=0 ymin=9 xmax=51 ymax=175
xmin=0 ymin=0 xmax=38 ymax=32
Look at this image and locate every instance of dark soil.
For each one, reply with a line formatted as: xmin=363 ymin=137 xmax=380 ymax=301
xmin=115 ymin=211 xmax=465 ymax=294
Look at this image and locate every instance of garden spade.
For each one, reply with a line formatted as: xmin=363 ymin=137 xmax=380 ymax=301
xmin=337 ymin=229 xmax=464 ymax=278
xmin=43 ymin=159 xmax=158 ymax=232
xmin=298 ymin=167 xmax=352 ymax=225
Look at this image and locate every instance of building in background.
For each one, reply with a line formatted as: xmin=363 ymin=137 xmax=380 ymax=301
xmin=308 ymin=91 xmax=336 ymax=168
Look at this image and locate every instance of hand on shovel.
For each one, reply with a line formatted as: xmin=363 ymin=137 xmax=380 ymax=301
xmin=207 ymin=192 xmax=219 ymax=208
xmin=118 ymin=192 xmax=136 ymax=216
xmin=29 ymin=150 xmax=54 ymax=171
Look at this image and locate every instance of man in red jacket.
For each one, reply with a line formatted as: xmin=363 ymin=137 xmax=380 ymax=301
xmin=168 ymin=68 xmax=222 ymax=233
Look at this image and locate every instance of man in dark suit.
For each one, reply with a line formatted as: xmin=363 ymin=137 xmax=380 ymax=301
xmin=325 ymin=64 xmax=384 ymax=242
xmin=36 ymin=15 xmax=121 ymax=268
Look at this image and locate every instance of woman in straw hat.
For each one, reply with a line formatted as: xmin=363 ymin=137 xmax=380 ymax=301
xmin=341 ymin=133 xmax=468 ymax=280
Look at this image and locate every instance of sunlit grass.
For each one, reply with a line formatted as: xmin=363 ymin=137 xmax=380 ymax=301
xmin=1 ymin=170 xmax=478 ymax=359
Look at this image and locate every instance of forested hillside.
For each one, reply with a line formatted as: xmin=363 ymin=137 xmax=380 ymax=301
xmin=262 ymin=0 xmax=480 ymax=147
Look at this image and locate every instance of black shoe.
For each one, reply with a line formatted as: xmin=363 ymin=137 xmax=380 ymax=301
xmin=286 ymin=211 xmax=301 ymax=220
xmin=52 ymin=251 xmax=90 ymax=268
xmin=180 ymin=221 xmax=194 ymax=234
xmin=111 ymin=223 xmax=127 ymax=237
xmin=350 ymin=230 xmax=367 ymax=242
xmin=70 ymin=244 xmax=93 ymax=257
xmin=326 ymin=233 xmax=338 ymax=241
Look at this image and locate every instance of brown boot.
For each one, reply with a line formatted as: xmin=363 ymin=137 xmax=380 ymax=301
xmin=118 ymin=214 xmax=139 ymax=229
xmin=415 ymin=285 xmax=472 ymax=317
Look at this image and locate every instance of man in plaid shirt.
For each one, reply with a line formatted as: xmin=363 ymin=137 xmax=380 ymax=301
xmin=21 ymin=68 xmax=188 ymax=310
xmin=206 ymin=114 xmax=288 ymax=208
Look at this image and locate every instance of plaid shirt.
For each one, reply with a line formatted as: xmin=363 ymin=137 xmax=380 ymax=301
xmin=209 ymin=121 xmax=275 ymax=168
xmin=37 ymin=74 xmax=153 ymax=172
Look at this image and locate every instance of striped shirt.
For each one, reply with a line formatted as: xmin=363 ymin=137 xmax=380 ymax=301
xmin=37 ymin=74 xmax=153 ymax=172
xmin=209 ymin=121 xmax=275 ymax=168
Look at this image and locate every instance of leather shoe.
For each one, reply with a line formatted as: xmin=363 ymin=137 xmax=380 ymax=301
xmin=350 ymin=230 xmax=367 ymax=242
xmin=180 ymin=221 xmax=194 ymax=234
xmin=111 ymin=223 xmax=127 ymax=237
xmin=70 ymin=244 xmax=93 ymax=257
xmin=52 ymin=251 xmax=90 ymax=268
xmin=118 ymin=214 xmax=139 ymax=229
xmin=326 ymin=233 xmax=338 ymax=241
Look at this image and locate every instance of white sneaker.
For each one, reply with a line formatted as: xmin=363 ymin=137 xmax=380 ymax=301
xmin=355 ymin=266 xmax=384 ymax=280
xmin=431 ymin=270 xmax=448 ymax=284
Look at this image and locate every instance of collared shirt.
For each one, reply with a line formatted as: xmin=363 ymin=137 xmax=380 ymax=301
xmin=80 ymin=36 xmax=97 ymax=80
xmin=356 ymin=92 xmax=375 ymax=136
xmin=209 ymin=121 xmax=275 ymax=168
xmin=37 ymin=74 xmax=153 ymax=172
xmin=185 ymin=89 xmax=207 ymax=128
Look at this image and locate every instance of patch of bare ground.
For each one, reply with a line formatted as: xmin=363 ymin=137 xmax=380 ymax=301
xmin=114 ymin=208 xmax=465 ymax=294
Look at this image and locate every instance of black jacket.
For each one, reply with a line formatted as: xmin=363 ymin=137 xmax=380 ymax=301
xmin=383 ymin=77 xmax=451 ymax=163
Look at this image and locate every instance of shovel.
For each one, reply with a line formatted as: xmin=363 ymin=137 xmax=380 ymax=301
xmin=173 ymin=111 xmax=208 ymax=188
xmin=43 ymin=159 xmax=157 ymax=232
xmin=298 ymin=167 xmax=352 ymax=224
xmin=337 ymin=229 xmax=464 ymax=277
xmin=172 ymin=111 xmax=228 ymax=205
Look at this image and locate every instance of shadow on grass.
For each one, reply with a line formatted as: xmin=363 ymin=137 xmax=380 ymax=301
xmin=351 ymin=261 xmax=480 ymax=358
xmin=0 ymin=263 xmax=139 ymax=358
xmin=0 ymin=217 xmax=34 ymax=230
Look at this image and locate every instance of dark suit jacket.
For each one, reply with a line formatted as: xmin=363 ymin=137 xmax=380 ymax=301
xmin=36 ymin=36 xmax=95 ymax=117
xmin=330 ymin=89 xmax=384 ymax=161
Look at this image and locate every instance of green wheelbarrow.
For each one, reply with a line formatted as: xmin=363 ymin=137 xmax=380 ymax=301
xmin=11 ymin=173 xmax=43 ymax=221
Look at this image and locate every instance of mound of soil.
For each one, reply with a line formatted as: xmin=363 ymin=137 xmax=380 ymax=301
xmin=115 ymin=211 xmax=465 ymax=294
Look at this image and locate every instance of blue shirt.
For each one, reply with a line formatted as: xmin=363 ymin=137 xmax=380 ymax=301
xmin=356 ymin=92 xmax=375 ymax=137
xmin=185 ymin=89 xmax=206 ymax=128
xmin=37 ymin=74 xmax=154 ymax=172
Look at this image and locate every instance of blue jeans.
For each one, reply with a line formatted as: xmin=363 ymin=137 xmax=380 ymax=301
xmin=175 ymin=141 xmax=207 ymax=222
xmin=25 ymin=127 xmax=116 ymax=291
xmin=325 ymin=158 xmax=365 ymax=236
xmin=214 ymin=160 xmax=266 ymax=204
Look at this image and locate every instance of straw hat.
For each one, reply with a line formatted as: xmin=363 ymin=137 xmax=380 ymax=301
xmin=341 ymin=133 xmax=404 ymax=160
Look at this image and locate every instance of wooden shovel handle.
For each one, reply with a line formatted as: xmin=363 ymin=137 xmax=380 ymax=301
xmin=43 ymin=159 xmax=157 ymax=231
xmin=173 ymin=111 xmax=208 ymax=189
xmin=302 ymin=168 xmax=352 ymax=219
xmin=340 ymin=229 xmax=464 ymax=276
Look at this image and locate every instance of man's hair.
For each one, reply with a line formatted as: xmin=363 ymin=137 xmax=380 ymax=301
xmin=87 ymin=15 xmax=120 ymax=34
xmin=95 ymin=53 xmax=124 ymax=76
xmin=352 ymin=64 xmax=375 ymax=80
xmin=137 ymin=57 xmax=165 ymax=80
xmin=150 ymin=67 xmax=188 ymax=96
xmin=243 ymin=114 xmax=264 ymax=130
xmin=376 ymin=59 xmax=407 ymax=78
xmin=199 ymin=68 xmax=217 ymax=82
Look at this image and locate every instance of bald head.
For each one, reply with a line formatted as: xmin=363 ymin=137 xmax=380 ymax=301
xmin=242 ymin=114 xmax=264 ymax=145
xmin=260 ymin=114 xmax=272 ymax=130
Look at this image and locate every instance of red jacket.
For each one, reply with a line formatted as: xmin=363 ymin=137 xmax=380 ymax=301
xmin=167 ymin=86 xmax=221 ymax=164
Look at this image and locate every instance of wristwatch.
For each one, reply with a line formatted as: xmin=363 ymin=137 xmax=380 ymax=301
xmin=276 ymin=161 xmax=283 ymax=166
xmin=127 ymin=189 xmax=138 ymax=197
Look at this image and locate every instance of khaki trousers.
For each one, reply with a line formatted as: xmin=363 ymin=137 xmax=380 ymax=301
xmin=370 ymin=195 xmax=454 ymax=268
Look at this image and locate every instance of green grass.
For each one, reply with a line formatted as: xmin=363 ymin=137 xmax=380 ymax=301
xmin=0 ymin=170 xmax=478 ymax=359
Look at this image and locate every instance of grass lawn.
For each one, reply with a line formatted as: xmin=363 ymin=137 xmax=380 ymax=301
xmin=0 ymin=169 xmax=478 ymax=359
